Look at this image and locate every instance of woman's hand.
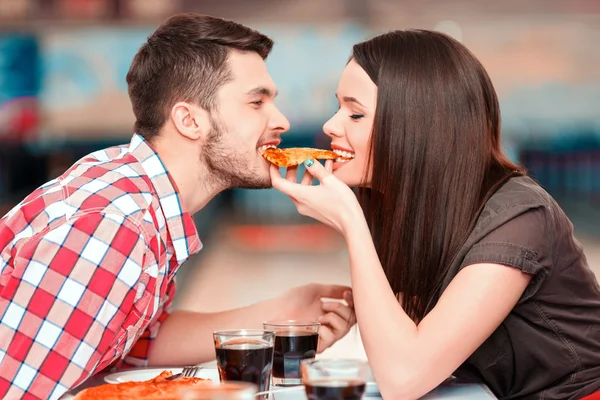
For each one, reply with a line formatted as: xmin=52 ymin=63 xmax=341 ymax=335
xmin=269 ymin=159 xmax=364 ymax=235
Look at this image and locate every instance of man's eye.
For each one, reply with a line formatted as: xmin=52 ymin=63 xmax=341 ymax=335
xmin=251 ymin=100 xmax=263 ymax=106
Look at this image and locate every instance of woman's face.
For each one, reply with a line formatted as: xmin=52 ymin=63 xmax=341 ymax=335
xmin=324 ymin=59 xmax=377 ymax=187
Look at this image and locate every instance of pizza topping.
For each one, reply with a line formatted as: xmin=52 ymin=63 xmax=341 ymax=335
xmin=261 ymin=147 xmax=352 ymax=167
xmin=74 ymin=370 xmax=210 ymax=400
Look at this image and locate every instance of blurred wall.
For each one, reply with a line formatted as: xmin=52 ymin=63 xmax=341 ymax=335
xmin=1 ymin=0 xmax=599 ymax=222
xmin=36 ymin=23 xmax=369 ymax=142
xmin=1 ymin=0 xmax=599 ymax=143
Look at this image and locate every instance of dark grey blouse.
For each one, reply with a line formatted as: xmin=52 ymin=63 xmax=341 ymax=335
xmin=440 ymin=176 xmax=600 ymax=399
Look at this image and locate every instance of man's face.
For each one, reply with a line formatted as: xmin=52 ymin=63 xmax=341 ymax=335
xmin=201 ymin=51 xmax=290 ymax=189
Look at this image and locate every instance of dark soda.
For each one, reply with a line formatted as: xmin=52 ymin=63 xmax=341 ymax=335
xmin=273 ymin=331 xmax=319 ymax=380
xmin=215 ymin=340 xmax=274 ymax=392
xmin=305 ymin=378 xmax=366 ymax=400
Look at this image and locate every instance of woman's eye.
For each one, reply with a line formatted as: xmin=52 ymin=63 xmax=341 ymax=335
xmin=350 ymin=113 xmax=364 ymax=120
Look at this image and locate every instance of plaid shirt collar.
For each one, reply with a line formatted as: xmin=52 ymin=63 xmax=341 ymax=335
xmin=129 ymin=133 xmax=202 ymax=262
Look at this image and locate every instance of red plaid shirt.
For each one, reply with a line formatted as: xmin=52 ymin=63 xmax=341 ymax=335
xmin=0 ymin=134 xmax=202 ymax=399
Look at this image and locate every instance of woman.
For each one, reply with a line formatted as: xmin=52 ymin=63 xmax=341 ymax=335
xmin=271 ymin=30 xmax=600 ymax=399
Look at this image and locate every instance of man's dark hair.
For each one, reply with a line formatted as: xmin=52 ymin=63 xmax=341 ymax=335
xmin=126 ymin=13 xmax=274 ymax=141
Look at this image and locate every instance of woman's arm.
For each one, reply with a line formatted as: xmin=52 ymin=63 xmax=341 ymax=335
xmin=269 ymin=161 xmax=532 ymax=399
xmin=345 ymin=214 xmax=531 ymax=400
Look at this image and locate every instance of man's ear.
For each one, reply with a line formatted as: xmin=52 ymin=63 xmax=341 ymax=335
xmin=170 ymin=102 xmax=211 ymax=140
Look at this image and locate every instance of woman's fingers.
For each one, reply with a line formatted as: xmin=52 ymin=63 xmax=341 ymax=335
xmin=300 ymin=168 xmax=314 ymax=186
xmin=285 ymin=166 xmax=299 ymax=183
xmin=303 ymin=158 xmax=333 ymax=183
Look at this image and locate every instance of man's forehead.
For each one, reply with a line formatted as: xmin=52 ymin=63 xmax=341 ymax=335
xmin=226 ymin=51 xmax=277 ymax=95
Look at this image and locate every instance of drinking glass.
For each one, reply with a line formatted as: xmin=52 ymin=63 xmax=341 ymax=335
xmin=301 ymin=359 xmax=370 ymax=400
xmin=213 ymin=329 xmax=275 ymax=392
xmin=263 ymin=320 xmax=320 ymax=386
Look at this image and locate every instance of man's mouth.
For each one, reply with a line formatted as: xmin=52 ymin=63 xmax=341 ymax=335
xmin=258 ymin=144 xmax=278 ymax=153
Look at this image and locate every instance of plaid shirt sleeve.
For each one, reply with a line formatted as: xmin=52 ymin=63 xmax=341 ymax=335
xmin=117 ymin=280 xmax=176 ymax=369
xmin=0 ymin=211 xmax=149 ymax=400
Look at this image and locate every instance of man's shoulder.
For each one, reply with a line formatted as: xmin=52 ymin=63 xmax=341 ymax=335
xmin=60 ymin=145 xmax=159 ymax=222
xmin=0 ymin=140 xmax=168 ymax=251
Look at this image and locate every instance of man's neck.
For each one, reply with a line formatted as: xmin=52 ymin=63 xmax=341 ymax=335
xmin=152 ymin=139 xmax=224 ymax=216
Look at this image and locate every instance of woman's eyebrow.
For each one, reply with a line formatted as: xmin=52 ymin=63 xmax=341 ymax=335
xmin=335 ymin=93 xmax=366 ymax=107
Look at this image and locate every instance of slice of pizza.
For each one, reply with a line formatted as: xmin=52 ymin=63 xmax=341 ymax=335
xmin=74 ymin=370 xmax=210 ymax=400
xmin=262 ymin=147 xmax=351 ymax=167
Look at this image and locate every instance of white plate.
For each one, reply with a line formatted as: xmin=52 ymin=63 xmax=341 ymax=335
xmin=104 ymin=367 xmax=220 ymax=384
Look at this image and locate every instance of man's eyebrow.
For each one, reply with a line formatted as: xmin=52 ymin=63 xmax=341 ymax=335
xmin=335 ymin=93 xmax=366 ymax=107
xmin=245 ymin=86 xmax=278 ymax=98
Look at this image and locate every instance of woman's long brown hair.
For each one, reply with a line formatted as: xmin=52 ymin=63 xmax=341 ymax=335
xmin=353 ymin=30 xmax=524 ymax=323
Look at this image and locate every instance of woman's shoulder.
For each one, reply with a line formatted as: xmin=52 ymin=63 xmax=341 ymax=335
xmin=472 ymin=175 xmax=563 ymax=235
xmin=441 ymin=174 xmax=580 ymax=298
xmin=446 ymin=175 xmax=565 ymax=298
xmin=462 ymin=175 xmax=565 ymax=269
xmin=484 ymin=175 xmax=555 ymax=215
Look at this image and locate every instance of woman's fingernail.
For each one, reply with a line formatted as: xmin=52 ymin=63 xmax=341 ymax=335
xmin=304 ymin=158 xmax=315 ymax=167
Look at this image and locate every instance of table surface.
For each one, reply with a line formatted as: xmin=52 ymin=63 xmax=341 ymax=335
xmin=62 ymin=364 xmax=497 ymax=400
xmin=260 ymin=383 xmax=497 ymax=399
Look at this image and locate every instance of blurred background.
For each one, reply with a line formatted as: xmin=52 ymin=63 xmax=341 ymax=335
xmin=1 ymin=0 xmax=599 ymax=359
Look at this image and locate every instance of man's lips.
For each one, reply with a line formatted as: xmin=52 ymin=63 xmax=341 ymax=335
xmin=257 ymin=140 xmax=281 ymax=150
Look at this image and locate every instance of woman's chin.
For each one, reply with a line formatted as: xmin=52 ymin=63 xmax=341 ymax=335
xmin=333 ymin=169 xmax=362 ymax=187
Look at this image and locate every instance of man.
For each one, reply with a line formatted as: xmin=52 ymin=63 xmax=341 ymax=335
xmin=0 ymin=14 xmax=355 ymax=399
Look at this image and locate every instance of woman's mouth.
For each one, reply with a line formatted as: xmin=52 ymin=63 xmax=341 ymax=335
xmin=332 ymin=148 xmax=355 ymax=163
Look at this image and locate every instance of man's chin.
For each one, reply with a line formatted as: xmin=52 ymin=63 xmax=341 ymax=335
xmin=231 ymin=176 xmax=272 ymax=190
xmin=243 ymin=182 xmax=272 ymax=190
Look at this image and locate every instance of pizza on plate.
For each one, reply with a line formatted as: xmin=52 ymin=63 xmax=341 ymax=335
xmin=261 ymin=147 xmax=350 ymax=167
xmin=74 ymin=370 xmax=210 ymax=400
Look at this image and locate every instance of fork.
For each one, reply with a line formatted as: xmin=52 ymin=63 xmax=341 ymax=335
xmin=166 ymin=366 xmax=200 ymax=381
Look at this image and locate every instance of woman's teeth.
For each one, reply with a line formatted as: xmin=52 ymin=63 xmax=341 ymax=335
xmin=333 ymin=149 xmax=355 ymax=162
xmin=258 ymin=144 xmax=277 ymax=152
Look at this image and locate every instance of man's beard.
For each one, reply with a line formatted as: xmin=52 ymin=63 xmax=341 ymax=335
xmin=201 ymin=116 xmax=271 ymax=189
